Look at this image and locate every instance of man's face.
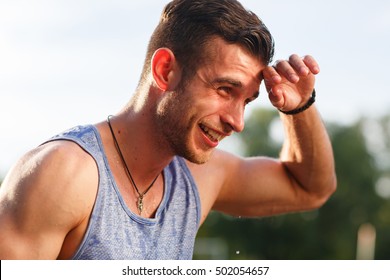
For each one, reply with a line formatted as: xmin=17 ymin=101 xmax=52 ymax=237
xmin=156 ymin=37 xmax=265 ymax=164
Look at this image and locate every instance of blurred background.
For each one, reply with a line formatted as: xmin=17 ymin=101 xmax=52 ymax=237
xmin=1 ymin=0 xmax=390 ymax=259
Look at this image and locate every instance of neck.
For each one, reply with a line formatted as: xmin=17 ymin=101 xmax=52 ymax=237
xmin=109 ymin=93 xmax=174 ymax=186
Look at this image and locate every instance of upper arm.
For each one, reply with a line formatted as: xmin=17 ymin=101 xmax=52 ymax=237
xmin=213 ymin=152 xmax=301 ymax=217
xmin=192 ymin=149 xmax=330 ymax=219
xmin=0 ymin=141 xmax=97 ymax=259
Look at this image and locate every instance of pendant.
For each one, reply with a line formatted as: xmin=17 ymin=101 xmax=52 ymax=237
xmin=137 ymin=196 xmax=144 ymax=215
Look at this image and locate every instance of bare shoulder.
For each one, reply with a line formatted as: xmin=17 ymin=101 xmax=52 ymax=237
xmin=0 ymin=140 xmax=98 ymax=259
xmin=2 ymin=140 xmax=98 ymax=204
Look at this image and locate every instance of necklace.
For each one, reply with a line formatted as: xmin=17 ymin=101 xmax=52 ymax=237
xmin=107 ymin=115 xmax=159 ymax=215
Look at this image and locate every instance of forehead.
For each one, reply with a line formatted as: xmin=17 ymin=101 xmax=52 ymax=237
xmin=201 ymin=37 xmax=265 ymax=82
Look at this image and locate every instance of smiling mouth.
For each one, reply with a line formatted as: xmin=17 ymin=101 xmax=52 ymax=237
xmin=199 ymin=123 xmax=225 ymax=142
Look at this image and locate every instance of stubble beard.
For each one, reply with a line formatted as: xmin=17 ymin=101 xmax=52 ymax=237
xmin=155 ymin=88 xmax=213 ymax=165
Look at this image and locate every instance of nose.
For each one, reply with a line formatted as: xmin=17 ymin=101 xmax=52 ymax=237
xmin=221 ymin=103 xmax=245 ymax=133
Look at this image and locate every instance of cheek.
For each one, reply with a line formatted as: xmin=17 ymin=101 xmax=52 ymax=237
xmin=200 ymin=99 xmax=233 ymax=124
xmin=197 ymin=97 xmax=223 ymax=115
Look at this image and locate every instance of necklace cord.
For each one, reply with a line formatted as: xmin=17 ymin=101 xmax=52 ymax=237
xmin=106 ymin=115 xmax=159 ymax=201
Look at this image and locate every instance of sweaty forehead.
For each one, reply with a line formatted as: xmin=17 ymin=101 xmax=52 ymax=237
xmin=204 ymin=37 xmax=264 ymax=70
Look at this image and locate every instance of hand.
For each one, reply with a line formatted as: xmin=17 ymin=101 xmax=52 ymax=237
xmin=263 ymin=54 xmax=320 ymax=111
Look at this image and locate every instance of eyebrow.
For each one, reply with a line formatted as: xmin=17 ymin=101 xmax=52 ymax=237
xmin=210 ymin=77 xmax=260 ymax=100
xmin=210 ymin=77 xmax=242 ymax=88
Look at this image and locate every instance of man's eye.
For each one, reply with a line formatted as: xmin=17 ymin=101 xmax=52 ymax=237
xmin=217 ymin=87 xmax=231 ymax=94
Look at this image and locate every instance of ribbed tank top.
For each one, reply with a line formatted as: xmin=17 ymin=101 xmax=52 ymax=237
xmin=45 ymin=125 xmax=201 ymax=260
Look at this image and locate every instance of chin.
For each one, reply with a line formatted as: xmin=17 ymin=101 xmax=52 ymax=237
xmin=181 ymin=148 xmax=214 ymax=165
xmin=169 ymin=129 xmax=215 ymax=164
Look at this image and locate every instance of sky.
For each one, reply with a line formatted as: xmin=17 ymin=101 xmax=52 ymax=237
xmin=1 ymin=0 xmax=390 ymax=177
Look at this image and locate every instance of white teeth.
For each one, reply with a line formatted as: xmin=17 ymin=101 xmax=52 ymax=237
xmin=200 ymin=124 xmax=224 ymax=142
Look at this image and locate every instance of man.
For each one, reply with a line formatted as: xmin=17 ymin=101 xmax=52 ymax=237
xmin=0 ymin=0 xmax=336 ymax=259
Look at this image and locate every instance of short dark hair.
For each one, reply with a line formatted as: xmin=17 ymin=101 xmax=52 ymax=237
xmin=139 ymin=0 xmax=274 ymax=86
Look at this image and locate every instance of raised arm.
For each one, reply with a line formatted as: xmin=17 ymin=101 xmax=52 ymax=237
xmin=266 ymin=54 xmax=337 ymax=202
xmin=0 ymin=141 xmax=97 ymax=259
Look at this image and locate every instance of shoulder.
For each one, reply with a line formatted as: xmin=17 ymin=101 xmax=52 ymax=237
xmin=0 ymin=140 xmax=98 ymax=258
xmin=4 ymin=140 xmax=98 ymax=217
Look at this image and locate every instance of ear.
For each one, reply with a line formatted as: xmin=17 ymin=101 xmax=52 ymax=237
xmin=151 ymin=48 xmax=180 ymax=91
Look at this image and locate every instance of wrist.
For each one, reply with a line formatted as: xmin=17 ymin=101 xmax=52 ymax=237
xmin=278 ymin=89 xmax=316 ymax=115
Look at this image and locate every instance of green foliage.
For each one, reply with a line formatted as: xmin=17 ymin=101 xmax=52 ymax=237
xmin=194 ymin=108 xmax=390 ymax=259
xmin=240 ymin=109 xmax=280 ymax=158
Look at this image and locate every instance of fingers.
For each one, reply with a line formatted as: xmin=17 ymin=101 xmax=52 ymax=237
xmin=263 ymin=54 xmax=319 ymax=111
xmin=263 ymin=66 xmax=282 ymax=95
xmin=262 ymin=66 xmax=285 ymax=107
xmin=263 ymin=65 xmax=281 ymax=85
xmin=274 ymin=58 xmax=300 ymax=83
xmin=273 ymin=54 xmax=320 ymax=84
xmin=302 ymin=55 xmax=320 ymax=75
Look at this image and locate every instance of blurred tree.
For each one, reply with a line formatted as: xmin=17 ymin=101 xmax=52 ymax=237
xmin=364 ymin=115 xmax=390 ymax=259
xmin=194 ymin=108 xmax=390 ymax=259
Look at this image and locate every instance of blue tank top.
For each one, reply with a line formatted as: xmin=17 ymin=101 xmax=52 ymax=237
xmin=46 ymin=125 xmax=201 ymax=260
